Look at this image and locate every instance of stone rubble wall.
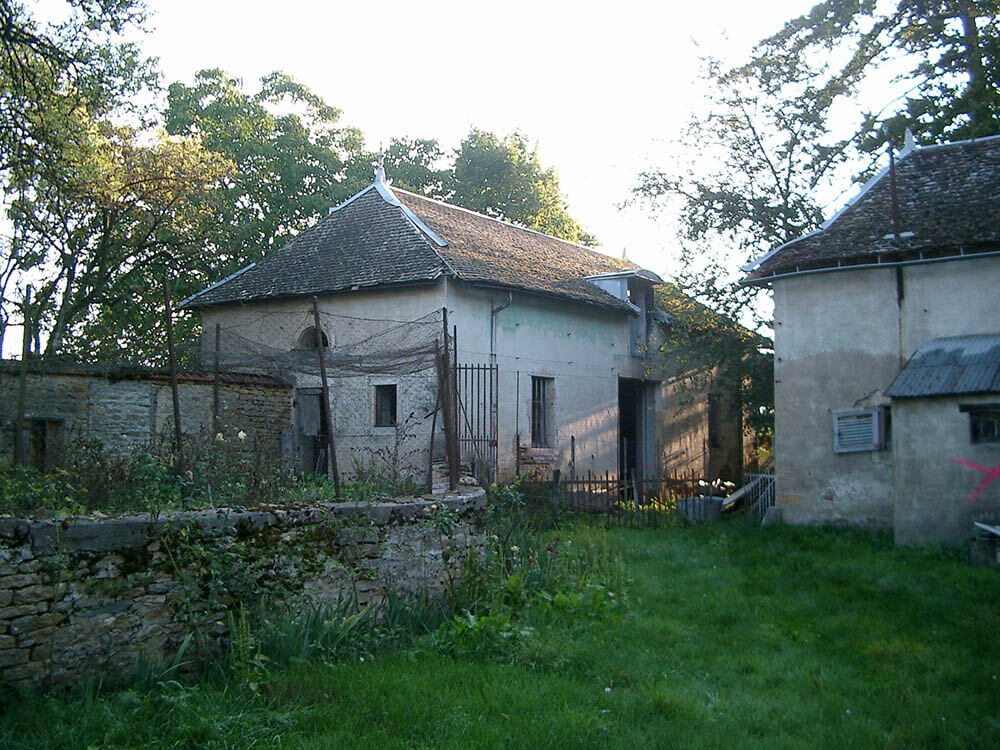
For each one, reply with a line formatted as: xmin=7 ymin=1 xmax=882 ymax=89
xmin=0 ymin=488 xmax=485 ymax=688
xmin=0 ymin=366 xmax=293 ymax=466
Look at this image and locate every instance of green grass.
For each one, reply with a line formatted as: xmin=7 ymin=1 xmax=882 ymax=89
xmin=3 ymin=519 xmax=999 ymax=748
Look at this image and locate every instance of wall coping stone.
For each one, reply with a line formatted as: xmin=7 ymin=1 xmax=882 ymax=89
xmin=0 ymin=487 xmax=486 ymax=556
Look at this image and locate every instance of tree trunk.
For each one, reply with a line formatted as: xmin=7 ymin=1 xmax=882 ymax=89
xmin=954 ymin=1 xmax=991 ymax=133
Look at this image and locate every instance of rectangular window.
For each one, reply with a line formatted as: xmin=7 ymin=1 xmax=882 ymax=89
xmin=531 ymin=376 xmax=554 ymax=448
xmin=962 ymin=404 xmax=1000 ymax=444
xmin=375 ymin=385 xmax=397 ymax=427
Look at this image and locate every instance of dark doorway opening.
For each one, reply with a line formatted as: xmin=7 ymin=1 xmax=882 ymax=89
xmin=296 ymin=388 xmax=329 ymax=475
xmin=619 ymin=378 xmax=641 ymax=480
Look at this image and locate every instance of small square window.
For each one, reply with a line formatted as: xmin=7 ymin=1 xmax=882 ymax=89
xmin=967 ymin=406 xmax=1000 ymax=444
xmin=375 ymin=385 xmax=397 ymax=427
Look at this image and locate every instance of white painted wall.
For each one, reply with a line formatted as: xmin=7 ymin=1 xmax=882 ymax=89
xmin=196 ymin=277 xmax=726 ymax=485
xmin=444 ymin=281 xmax=638 ymax=479
xmin=773 ymin=255 xmax=1000 ymax=532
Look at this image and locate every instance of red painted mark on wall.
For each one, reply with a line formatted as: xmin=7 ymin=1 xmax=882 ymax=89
xmin=956 ymin=458 xmax=1000 ymax=503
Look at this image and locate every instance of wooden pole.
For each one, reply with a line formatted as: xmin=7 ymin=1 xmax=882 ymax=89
xmin=551 ymin=468 xmax=561 ymax=526
xmin=13 ymin=288 xmax=31 ymax=466
xmin=427 ymin=343 xmax=440 ymax=493
xmin=312 ymin=297 xmax=341 ymax=498
xmin=441 ymin=307 xmax=458 ymax=491
xmin=212 ymin=322 xmax=221 ymax=434
xmin=163 ymin=278 xmax=186 ymax=496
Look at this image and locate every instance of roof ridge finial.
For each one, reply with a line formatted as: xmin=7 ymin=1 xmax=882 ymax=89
xmin=374 ymin=148 xmax=386 ymax=184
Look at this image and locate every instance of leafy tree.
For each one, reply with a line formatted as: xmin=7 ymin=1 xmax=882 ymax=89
xmin=7 ymin=122 xmax=230 ymax=362
xmin=382 ymin=137 xmax=448 ymax=197
xmin=634 ymin=0 xmax=999 ymax=447
xmin=447 ymin=129 xmax=596 ymax=245
xmin=164 ymin=69 xmax=368 ymax=276
xmin=748 ymin=0 xmax=1000 ymax=150
xmin=652 ymin=283 xmax=774 ymax=450
xmin=0 ymin=0 xmax=153 ymax=352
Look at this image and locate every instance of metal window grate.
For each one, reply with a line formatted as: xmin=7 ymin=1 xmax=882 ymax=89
xmin=531 ymin=376 xmax=551 ymax=448
xmin=833 ymin=408 xmax=880 ymax=453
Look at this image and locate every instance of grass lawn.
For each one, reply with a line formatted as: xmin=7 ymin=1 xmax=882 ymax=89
xmin=3 ymin=519 xmax=999 ymax=748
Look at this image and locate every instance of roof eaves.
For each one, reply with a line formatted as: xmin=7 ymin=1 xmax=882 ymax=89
xmin=586 ymin=269 xmax=664 ymax=283
xmin=741 ymin=139 xmax=919 ymax=275
xmin=464 ymin=279 xmax=635 ymax=314
xmin=179 ymin=262 xmax=257 ymax=309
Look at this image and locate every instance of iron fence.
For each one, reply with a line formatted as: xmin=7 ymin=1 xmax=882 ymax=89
xmin=516 ymin=471 xmax=716 ymax=529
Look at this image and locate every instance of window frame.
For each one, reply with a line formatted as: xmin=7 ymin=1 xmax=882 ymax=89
xmin=960 ymin=404 xmax=1000 ymax=444
xmin=374 ymin=384 xmax=397 ymax=428
xmin=832 ymin=406 xmax=889 ymax=453
xmin=530 ymin=376 xmax=554 ymax=448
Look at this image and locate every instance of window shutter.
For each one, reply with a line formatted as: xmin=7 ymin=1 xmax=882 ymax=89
xmin=833 ymin=408 xmax=880 ymax=453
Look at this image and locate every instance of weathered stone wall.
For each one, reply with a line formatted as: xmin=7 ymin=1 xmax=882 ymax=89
xmin=0 ymin=488 xmax=485 ymax=688
xmin=0 ymin=365 xmax=292 ymax=466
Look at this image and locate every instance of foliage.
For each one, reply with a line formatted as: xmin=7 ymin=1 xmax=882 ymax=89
xmin=7 ymin=124 xmax=230 ymax=363
xmin=750 ymin=0 xmax=1000 ymax=150
xmin=0 ymin=431 xmax=296 ymax=517
xmin=652 ymin=283 xmax=774 ymax=443
xmin=6 ymin=521 xmax=1000 ymax=748
xmin=164 ymin=69 xmax=368 ymax=279
xmin=634 ymin=0 xmax=1000 ymax=340
xmin=445 ymin=129 xmax=597 ymax=246
xmin=0 ymin=0 xmax=155 ymax=355
xmin=385 ymin=128 xmax=597 ymax=245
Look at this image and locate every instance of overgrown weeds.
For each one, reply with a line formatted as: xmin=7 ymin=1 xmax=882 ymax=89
xmin=3 ymin=515 xmax=1000 ymax=748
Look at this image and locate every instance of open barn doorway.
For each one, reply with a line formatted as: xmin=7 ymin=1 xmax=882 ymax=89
xmin=619 ymin=377 xmax=656 ymax=482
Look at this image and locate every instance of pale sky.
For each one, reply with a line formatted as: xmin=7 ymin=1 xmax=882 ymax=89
xmin=5 ymin=0 xmax=819 ymax=358
xmin=141 ymin=0 xmax=816 ymax=274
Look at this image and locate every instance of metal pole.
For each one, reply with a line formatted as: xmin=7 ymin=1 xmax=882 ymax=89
xmin=164 ymin=279 xmax=186 ymax=495
xmin=14 ymin=288 xmax=31 ymax=466
xmin=312 ymin=296 xmax=341 ymax=498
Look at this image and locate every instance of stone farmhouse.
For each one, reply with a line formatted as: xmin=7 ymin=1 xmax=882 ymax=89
xmin=742 ymin=134 xmax=1000 ymax=545
xmin=179 ymin=164 xmax=747 ymax=485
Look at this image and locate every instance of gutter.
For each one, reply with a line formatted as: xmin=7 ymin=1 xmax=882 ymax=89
xmin=740 ymin=248 xmax=1000 ymax=287
xmin=490 ymin=292 xmax=513 ymax=364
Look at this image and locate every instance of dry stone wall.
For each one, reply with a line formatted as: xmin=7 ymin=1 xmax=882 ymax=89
xmin=0 ymin=364 xmax=292 ymax=467
xmin=0 ymin=488 xmax=485 ymax=688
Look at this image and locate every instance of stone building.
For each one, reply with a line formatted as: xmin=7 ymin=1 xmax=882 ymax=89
xmin=180 ymin=164 xmax=747 ymax=485
xmin=742 ymin=134 xmax=1000 ymax=544
xmin=0 ymin=363 xmax=292 ymax=469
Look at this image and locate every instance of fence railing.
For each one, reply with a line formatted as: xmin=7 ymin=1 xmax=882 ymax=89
xmin=517 ymin=471 xmax=717 ymax=528
xmin=725 ymin=471 xmax=775 ymax=518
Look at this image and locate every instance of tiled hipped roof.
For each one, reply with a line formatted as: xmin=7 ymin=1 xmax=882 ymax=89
xmin=743 ymin=135 xmax=1000 ymax=282
xmin=182 ymin=182 xmax=639 ymax=313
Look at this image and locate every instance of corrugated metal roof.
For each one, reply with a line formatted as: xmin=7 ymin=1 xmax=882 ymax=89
xmin=886 ymin=333 xmax=1000 ymax=398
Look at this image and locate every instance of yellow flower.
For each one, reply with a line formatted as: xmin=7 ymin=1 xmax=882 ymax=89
xmin=237 ymin=430 xmax=247 ymax=441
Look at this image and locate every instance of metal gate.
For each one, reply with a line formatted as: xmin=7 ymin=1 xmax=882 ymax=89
xmin=455 ymin=362 xmax=498 ymax=483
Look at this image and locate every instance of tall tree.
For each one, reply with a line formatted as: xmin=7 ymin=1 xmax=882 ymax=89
xmin=164 ymin=69 xmax=367 ymax=280
xmin=635 ymin=0 xmax=1000 ymax=329
xmin=447 ymin=129 xmax=596 ymax=246
xmin=7 ymin=122 xmax=229 ymax=363
xmin=748 ymin=0 xmax=1000 ymax=150
xmin=0 ymin=0 xmax=153 ymax=353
